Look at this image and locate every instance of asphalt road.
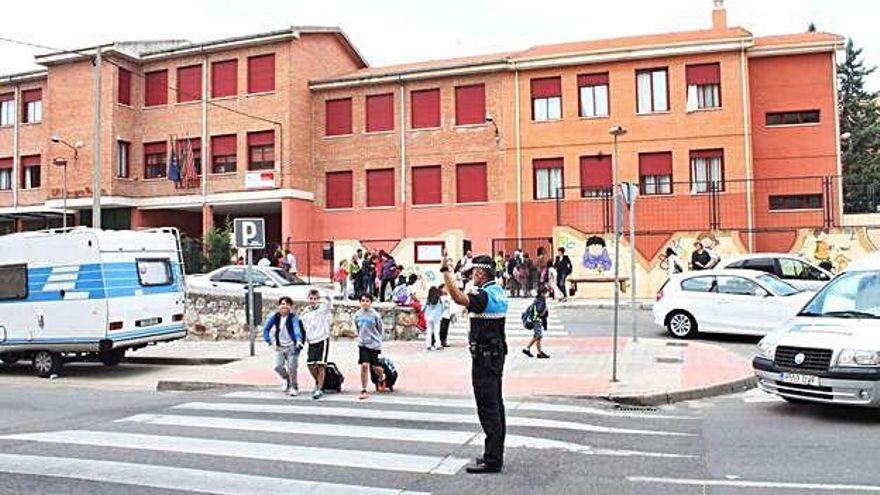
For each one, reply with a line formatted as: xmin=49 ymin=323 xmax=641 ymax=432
xmin=0 ymin=385 xmax=878 ymax=495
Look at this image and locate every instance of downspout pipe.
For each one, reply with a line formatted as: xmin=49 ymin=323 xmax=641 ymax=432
xmin=740 ymin=40 xmax=755 ymax=251
xmin=513 ymin=64 xmax=523 ymax=244
xmin=399 ymin=77 xmax=407 ymax=238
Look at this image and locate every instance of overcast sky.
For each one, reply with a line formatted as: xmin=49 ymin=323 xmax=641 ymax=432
xmin=2 ymin=0 xmax=877 ymax=89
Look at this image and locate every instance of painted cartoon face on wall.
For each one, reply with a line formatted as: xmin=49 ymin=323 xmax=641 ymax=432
xmin=582 ymin=236 xmax=613 ymax=273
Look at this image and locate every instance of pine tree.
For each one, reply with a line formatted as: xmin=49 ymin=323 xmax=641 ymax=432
xmin=839 ymin=39 xmax=880 ymax=213
xmin=807 ymin=22 xmax=817 ymax=32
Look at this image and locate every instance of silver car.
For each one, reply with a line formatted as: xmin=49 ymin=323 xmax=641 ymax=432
xmin=719 ymin=254 xmax=832 ymax=292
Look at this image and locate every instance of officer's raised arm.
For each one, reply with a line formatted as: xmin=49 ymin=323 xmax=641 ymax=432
xmin=441 ymin=255 xmax=469 ymax=307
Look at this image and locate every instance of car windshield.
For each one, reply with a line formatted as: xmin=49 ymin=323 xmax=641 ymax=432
xmin=799 ymin=271 xmax=880 ymax=318
xmin=267 ymin=268 xmax=295 ymax=286
xmin=756 ymin=273 xmax=800 ymax=297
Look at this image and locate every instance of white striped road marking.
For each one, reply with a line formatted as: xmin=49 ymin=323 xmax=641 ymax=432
xmin=2 ymin=430 xmax=468 ymax=476
xmin=118 ymin=413 xmax=693 ymax=459
xmin=627 ymin=476 xmax=880 ymax=492
xmin=223 ymin=391 xmax=695 ymax=420
xmin=173 ymin=402 xmax=692 ymax=436
xmin=0 ymin=453 xmax=429 ymax=495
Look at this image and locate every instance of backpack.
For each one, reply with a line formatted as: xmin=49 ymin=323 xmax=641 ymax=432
xmin=521 ymin=303 xmax=537 ymax=330
xmin=370 ymin=356 xmax=399 ymax=391
xmin=322 ymin=362 xmax=344 ymax=392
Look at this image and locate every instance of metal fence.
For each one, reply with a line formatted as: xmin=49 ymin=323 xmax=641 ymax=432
xmin=281 ymin=239 xmax=335 ymax=284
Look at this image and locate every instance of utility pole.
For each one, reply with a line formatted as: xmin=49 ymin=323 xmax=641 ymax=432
xmin=92 ymin=46 xmax=102 ymax=228
xmin=609 ymin=125 xmax=627 ymax=383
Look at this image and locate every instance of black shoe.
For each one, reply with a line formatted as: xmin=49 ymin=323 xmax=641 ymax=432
xmin=475 ymin=456 xmax=485 ymax=465
xmin=522 ymin=349 xmax=534 ymax=358
xmin=466 ymin=463 xmax=502 ymax=474
xmin=537 ymin=352 xmax=550 ymax=359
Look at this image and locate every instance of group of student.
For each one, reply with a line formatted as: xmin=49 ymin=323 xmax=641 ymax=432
xmin=495 ymin=247 xmax=573 ymax=302
xmin=334 ymin=249 xmax=402 ymax=302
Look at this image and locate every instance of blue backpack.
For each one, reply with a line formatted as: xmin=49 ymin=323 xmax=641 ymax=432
xmin=521 ymin=304 xmax=537 ymax=330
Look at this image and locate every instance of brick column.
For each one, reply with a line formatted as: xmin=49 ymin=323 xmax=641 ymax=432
xmin=15 ymin=218 xmax=25 ymax=233
xmin=130 ymin=207 xmax=144 ymax=229
xmin=281 ymin=198 xmax=314 ymax=245
xmin=202 ymin=204 xmax=214 ymax=238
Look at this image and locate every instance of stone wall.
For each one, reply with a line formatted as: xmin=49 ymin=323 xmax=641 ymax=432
xmin=185 ymin=291 xmax=422 ymax=341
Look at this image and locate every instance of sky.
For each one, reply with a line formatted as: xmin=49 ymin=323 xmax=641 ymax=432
xmin=1 ymin=0 xmax=877 ymax=89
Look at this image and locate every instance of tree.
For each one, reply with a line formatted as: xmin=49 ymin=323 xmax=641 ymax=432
xmin=204 ymin=222 xmax=235 ymax=271
xmin=807 ymin=22 xmax=817 ymax=32
xmin=839 ymin=39 xmax=880 ymax=213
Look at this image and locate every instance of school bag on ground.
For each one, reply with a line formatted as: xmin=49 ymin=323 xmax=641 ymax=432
xmin=322 ymin=362 xmax=344 ymax=392
xmin=521 ymin=303 xmax=537 ymax=330
xmin=369 ymin=356 xmax=399 ymax=391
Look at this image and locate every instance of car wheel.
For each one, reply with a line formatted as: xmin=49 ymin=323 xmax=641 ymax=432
xmin=99 ymin=348 xmax=126 ymax=367
xmin=32 ymin=351 xmax=63 ymax=378
xmin=666 ymin=311 xmax=697 ymax=339
xmin=0 ymin=352 xmax=23 ymax=364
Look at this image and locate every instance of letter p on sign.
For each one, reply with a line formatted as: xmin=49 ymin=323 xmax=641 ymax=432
xmin=233 ymin=218 xmax=266 ymax=249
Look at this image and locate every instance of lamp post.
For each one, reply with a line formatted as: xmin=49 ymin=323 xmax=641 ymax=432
xmin=51 ymin=135 xmax=83 ymax=230
xmin=609 ymin=125 xmax=627 ymax=383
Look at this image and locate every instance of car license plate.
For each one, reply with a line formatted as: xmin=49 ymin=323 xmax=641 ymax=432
xmin=778 ymin=372 xmax=820 ymax=387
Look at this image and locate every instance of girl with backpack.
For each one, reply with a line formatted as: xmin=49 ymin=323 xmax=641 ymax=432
xmin=423 ymin=286 xmax=444 ymax=351
xmin=522 ymin=286 xmax=550 ymax=359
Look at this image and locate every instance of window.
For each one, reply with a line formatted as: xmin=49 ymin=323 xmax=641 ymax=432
xmin=742 ymin=258 xmax=776 ymax=275
xmin=639 ymin=152 xmax=673 ymax=195
xmin=326 ymin=171 xmax=353 ymax=209
xmin=411 ymin=88 xmax=440 ymax=129
xmin=117 ymin=67 xmax=132 ymax=105
xmin=455 ymin=84 xmax=485 ymax=125
xmin=247 ymin=54 xmax=275 ymax=93
xmin=0 ymin=264 xmax=27 ymax=300
xmin=116 ymin=141 xmax=130 ymax=178
xmin=177 ymin=65 xmax=202 ymax=103
xmin=766 ymin=110 xmax=820 ymax=126
xmin=681 ymin=276 xmax=716 ymax=292
xmin=325 ymin=98 xmax=353 ymax=136
xmin=456 ymin=162 xmax=488 ymax=203
xmin=578 ymin=73 xmax=609 ymax=118
xmin=579 ymin=155 xmax=612 ymax=197
xmin=686 ymin=63 xmax=721 ymax=111
xmin=144 ymin=142 xmax=167 ymax=179
xmin=690 ymin=149 xmax=724 ymax=193
xmin=367 ymin=168 xmax=395 ymax=207
xmin=769 ymin=194 xmax=824 ymax=211
xmin=211 ymin=59 xmax=237 ymax=98
xmin=717 ymin=276 xmax=762 ymax=296
xmin=531 ymin=77 xmax=562 ymax=121
xmin=136 ymin=259 xmax=172 ymax=286
xmin=247 ymin=131 xmax=274 ymax=170
xmin=20 ymin=155 xmax=40 ymax=189
xmin=366 ymin=93 xmax=394 ymax=132
xmin=0 ymin=158 xmax=12 ymax=190
xmin=779 ymin=258 xmax=808 ymax=280
xmin=412 ymin=165 xmax=442 ymax=205
xmin=533 ymin=158 xmax=563 ymax=200
xmin=636 ymin=68 xmax=669 ymax=114
xmin=211 ymin=134 xmax=237 ymax=174
xmin=145 ymin=70 xmax=168 ymax=107
xmin=0 ymin=94 xmax=14 ymax=126
xmin=22 ymin=89 xmax=42 ymax=123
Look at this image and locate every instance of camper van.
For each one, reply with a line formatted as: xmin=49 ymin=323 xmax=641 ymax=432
xmin=0 ymin=227 xmax=187 ymax=377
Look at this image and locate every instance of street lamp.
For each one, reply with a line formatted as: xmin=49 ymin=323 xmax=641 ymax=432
xmin=51 ymin=135 xmax=83 ymax=230
xmin=609 ymin=125 xmax=627 ymax=383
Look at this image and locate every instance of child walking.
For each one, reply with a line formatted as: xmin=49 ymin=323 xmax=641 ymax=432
xmin=354 ymin=293 xmax=386 ymax=400
xmin=522 ymin=286 xmax=550 ymax=359
xmin=423 ymin=286 xmax=444 ymax=351
xmin=438 ymin=285 xmax=452 ymax=348
xmin=334 ymin=260 xmax=349 ymax=299
xmin=301 ymin=289 xmax=333 ymax=399
xmin=262 ymin=296 xmax=306 ymax=396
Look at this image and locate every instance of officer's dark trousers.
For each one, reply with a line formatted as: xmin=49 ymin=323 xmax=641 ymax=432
xmin=472 ymin=353 xmax=506 ymax=466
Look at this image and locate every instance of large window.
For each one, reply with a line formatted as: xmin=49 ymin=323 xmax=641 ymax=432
xmin=20 ymin=155 xmax=40 ymax=190
xmin=326 ymin=171 xmax=353 ymax=209
xmin=636 ymin=68 xmax=669 ymax=114
xmin=117 ymin=67 xmax=132 ymax=105
xmin=531 ymin=77 xmax=562 ymax=121
xmin=144 ymin=142 xmax=167 ymax=179
xmin=211 ymin=59 xmax=238 ymax=98
xmin=639 ymin=152 xmax=673 ymax=195
xmin=325 ymin=98 xmax=353 ymax=136
xmin=412 ymin=165 xmax=442 ymax=205
xmin=211 ymin=134 xmax=237 ymax=174
xmin=144 ymin=70 xmax=168 ymax=107
xmin=456 ymin=162 xmax=488 ymax=203
xmin=177 ymin=65 xmax=202 ymax=103
xmin=0 ymin=94 xmax=14 ymax=126
xmin=455 ymin=84 xmax=486 ymax=126
xmin=366 ymin=168 xmax=395 ymax=207
xmin=247 ymin=54 xmax=275 ymax=94
xmin=690 ymin=149 xmax=724 ymax=193
xmin=579 ymin=155 xmax=612 ymax=197
xmin=247 ymin=131 xmax=274 ymax=171
xmin=0 ymin=158 xmax=12 ymax=190
xmin=136 ymin=259 xmax=173 ymax=286
xmin=117 ymin=141 xmax=130 ymax=178
xmin=578 ymin=73 xmax=609 ymax=118
xmin=533 ymin=158 xmax=563 ymax=200
xmin=769 ymin=194 xmax=823 ymax=211
xmin=766 ymin=110 xmax=820 ymax=126
xmin=0 ymin=264 xmax=27 ymax=300
xmin=686 ymin=63 xmax=721 ymax=111
xmin=22 ymin=89 xmax=42 ymax=123
xmin=411 ymin=89 xmax=441 ymax=129
xmin=366 ymin=93 xmax=394 ymax=132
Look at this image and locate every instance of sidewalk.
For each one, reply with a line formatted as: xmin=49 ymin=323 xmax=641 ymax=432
xmin=137 ymin=334 xmax=752 ymax=405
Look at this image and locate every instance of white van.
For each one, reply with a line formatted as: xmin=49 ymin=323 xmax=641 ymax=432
xmin=753 ymin=251 xmax=880 ymax=407
xmin=0 ymin=227 xmax=187 ymax=377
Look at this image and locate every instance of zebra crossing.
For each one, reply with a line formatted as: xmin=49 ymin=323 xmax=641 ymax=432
xmin=0 ymin=389 xmax=700 ymax=494
xmin=446 ymin=297 xmax=568 ymax=340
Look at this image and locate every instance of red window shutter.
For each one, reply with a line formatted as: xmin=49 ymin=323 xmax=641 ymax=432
xmin=326 ymin=171 xmax=353 ymax=209
xmin=22 ymin=89 xmax=42 ymax=103
xmin=211 ymin=135 xmax=236 ymax=156
xmin=577 ymin=73 xmax=609 ymax=87
xmin=455 ymin=84 xmax=485 ymax=126
xmin=533 ymin=158 xmax=563 ymax=170
xmin=0 ymin=157 xmax=11 ymax=169
xmin=456 ymin=163 xmax=488 ymax=203
xmin=20 ymin=155 xmax=40 ymax=167
xmin=247 ymin=131 xmax=274 ymax=147
xmin=247 ymin=54 xmax=275 ymax=93
xmin=530 ymin=77 xmax=561 ymax=98
xmin=117 ymin=68 xmax=131 ymax=105
xmin=366 ymin=93 xmax=394 ymax=132
xmin=143 ymin=142 xmax=166 ymax=155
xmin=325 ymin=98 xmax=353 ymax=136
xmin=177 ymin=65 xmax=202 ymax=103
xmin=580 ymin=156 xmax=612 ymax=188
xmin=686 ymin=63 xmax=721 ymax=85
xmin=177 ymin=137 xmax=201 ymax=153
xmin=367 ymin=168 xmax=395 ymax=207
xmin=412 ymin=165 xmax=442 ymax=205
xmin=690 ymin=149 xmax=724 ymax=159
xmin=411 ymin=89 xmax=441 ymax=129
xmin=0 ymin=93 xmax=12 ymax=102
xmin=145 ymin=70 xmax=168 ymax=106
xmin=211 ymin=60 xmax=238 ymax=98
xmin=638 ymin=152 xmax=673 ymax=176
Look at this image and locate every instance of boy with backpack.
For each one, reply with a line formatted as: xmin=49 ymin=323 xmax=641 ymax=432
xmin=522 ymin=285 xmax=550 ymax=359
xmin=262 ymin=296 xmax=306 ymax=396
xmin=301 ymin=289 xmax=333 ymax=399
xmin=354 ymin=293 xmax=386 ymax=400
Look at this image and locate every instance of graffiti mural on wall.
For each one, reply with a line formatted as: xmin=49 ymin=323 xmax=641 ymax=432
xmin=582 ymin=236 xmax=613 ymax=274
xmin=797 ymin=228 xmax=862 ymax=273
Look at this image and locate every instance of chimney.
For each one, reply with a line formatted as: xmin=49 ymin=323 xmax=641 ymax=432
xmin=712 ymin=0 xmax=727 ymax=30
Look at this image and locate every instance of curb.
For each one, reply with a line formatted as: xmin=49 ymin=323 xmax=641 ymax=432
xmin=603 ymin=375 xmax=757 ymax=407
xmin=558 ymin=302 xmax=654 ymax=311
xmin=157 ymin=380 xmax=263 ymax=392
xmin=126 ymin=357 xmax=239 ymax=366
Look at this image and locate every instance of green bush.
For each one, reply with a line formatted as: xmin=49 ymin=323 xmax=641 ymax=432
xmin=204 ymin=223 xmax=234 ymax=272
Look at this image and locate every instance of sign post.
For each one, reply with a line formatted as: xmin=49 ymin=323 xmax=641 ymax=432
xmin=622 ymin=183 xmax=639 ymax=342
xmin=233 ymin=218 xmax=266 ymax=357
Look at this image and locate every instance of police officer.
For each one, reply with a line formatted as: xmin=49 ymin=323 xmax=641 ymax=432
xmin=441 ymin=253 xmax=508 ymax=474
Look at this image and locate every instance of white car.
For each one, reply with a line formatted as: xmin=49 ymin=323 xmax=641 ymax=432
xmin=187 ymin=265 xmax=331 ymax=300
xmin=717 ymin=254 xmax=832 ymax=292
xmin=654 ymin=269 xmax=813 ymax=338
xmin=754 ymin=251 xmax=880 ymax=407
